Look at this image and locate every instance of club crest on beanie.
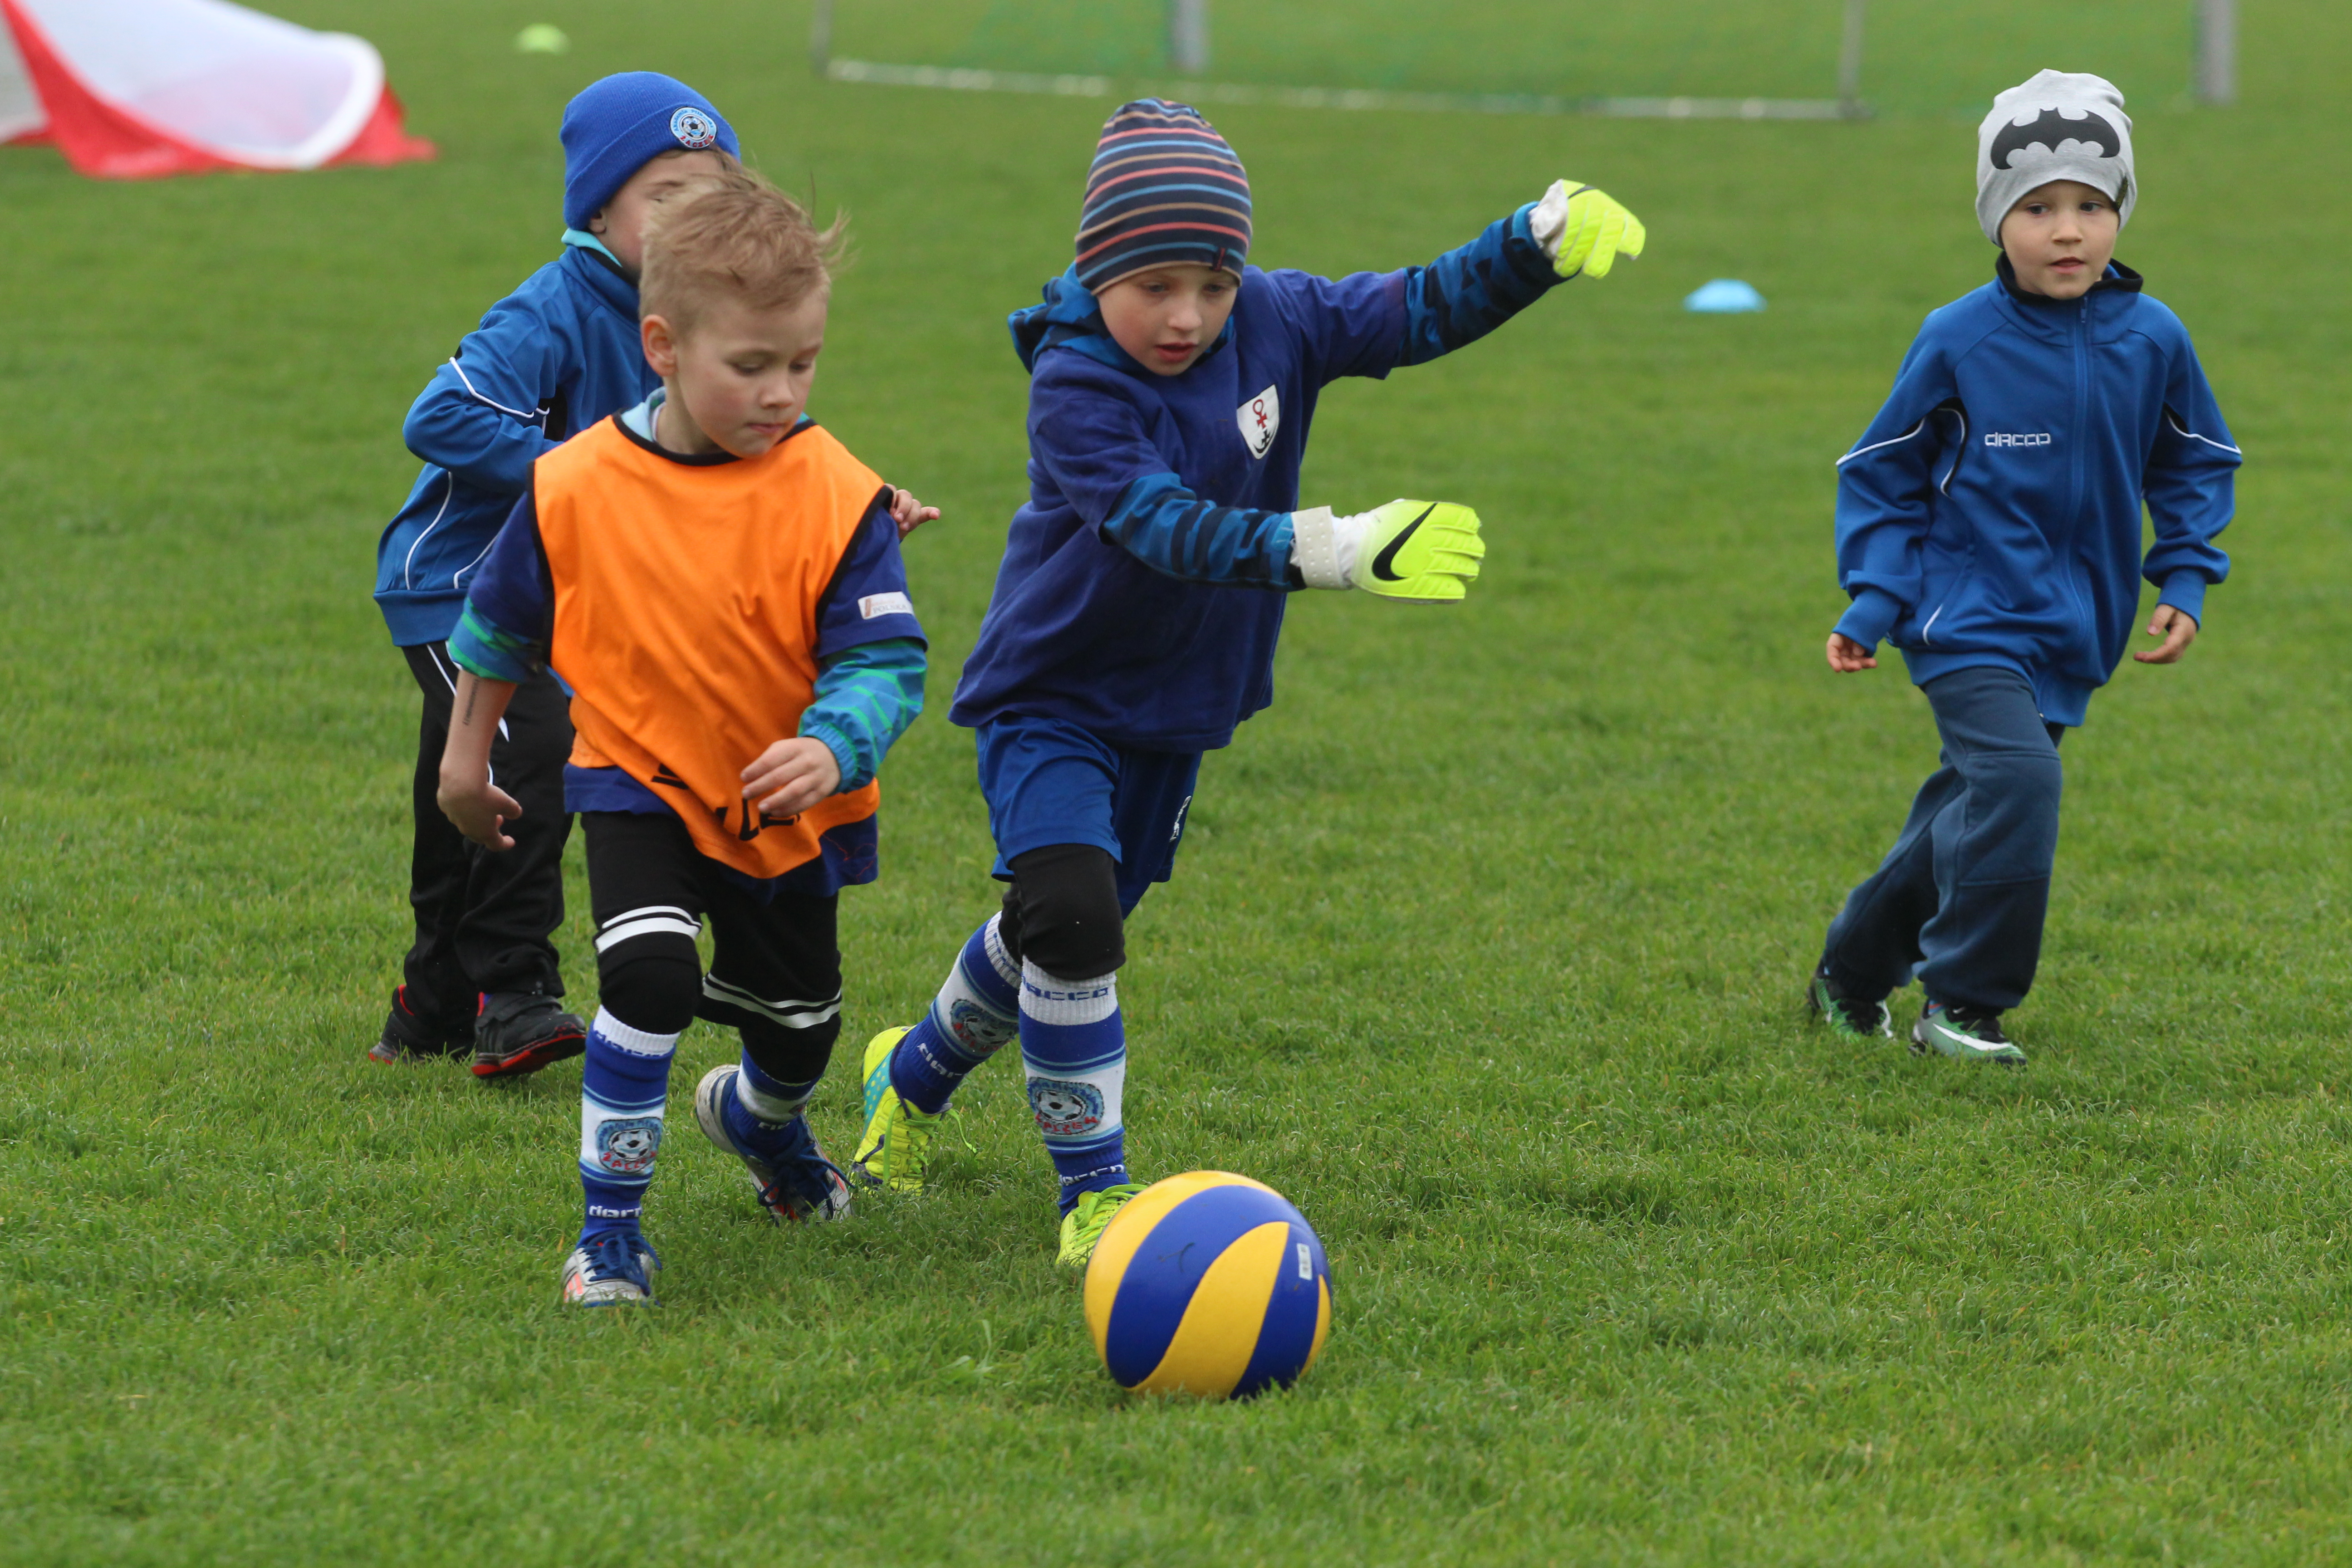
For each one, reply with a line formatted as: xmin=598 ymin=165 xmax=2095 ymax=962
xmin=1975 ymin=69 xmax=2135 ymax=245
xmin=1074 ymin=98 xmax=1251 ymax=293
xmin=561 ymin=72 xmax=740 ymax=230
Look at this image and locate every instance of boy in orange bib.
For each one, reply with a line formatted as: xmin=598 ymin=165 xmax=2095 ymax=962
xmin=437 ymin=170 xmax=936 ymax=1306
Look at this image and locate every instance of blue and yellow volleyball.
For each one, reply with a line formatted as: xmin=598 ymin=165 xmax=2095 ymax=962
xmin=1083 ymin=1171 xmax=1331 ymax=1399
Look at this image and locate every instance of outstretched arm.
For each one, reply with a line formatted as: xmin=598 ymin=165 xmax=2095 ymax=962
xmin=1038 ymin=368 xmax=1486 ymax=601
xmin=1396 ymin=181 xmax=1646 ymax=369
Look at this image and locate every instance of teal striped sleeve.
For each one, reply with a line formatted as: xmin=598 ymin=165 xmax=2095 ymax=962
xmin=446 ymin=600 xmax=546 ymax=684
xmin=798 ymin=637 xmax=927 ymax=792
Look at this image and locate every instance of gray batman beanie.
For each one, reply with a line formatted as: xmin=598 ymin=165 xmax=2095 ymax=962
xmin=1975 ymin=70 xmax=2135 ymax=245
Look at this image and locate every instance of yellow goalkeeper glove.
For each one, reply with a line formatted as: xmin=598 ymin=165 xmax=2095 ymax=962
xmin=1291 ymin=500 xmax=1485 ymax=603
xmin=1534 ymin=180 xmax=1647 ymax=279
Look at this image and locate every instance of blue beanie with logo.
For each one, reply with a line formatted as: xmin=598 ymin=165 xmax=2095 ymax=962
xmin=560 ymin=72 xmax=739 ymax=230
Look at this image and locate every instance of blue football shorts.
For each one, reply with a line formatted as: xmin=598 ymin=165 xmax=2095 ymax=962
xmin=974 ymin=714 xmax=1203 ymax=914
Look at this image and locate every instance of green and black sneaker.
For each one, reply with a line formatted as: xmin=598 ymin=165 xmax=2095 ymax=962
xmin=1806 ymin=967 xmax=1893 ymax=1040
xmin=1911 ymin=999 xmax=2026 ymax=1067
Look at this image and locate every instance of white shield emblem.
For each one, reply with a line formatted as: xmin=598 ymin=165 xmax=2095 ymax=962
xmin=1236 ymin=384 xmax=1279 ymax=460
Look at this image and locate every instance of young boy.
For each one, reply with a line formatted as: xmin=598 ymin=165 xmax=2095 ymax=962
xmin=369 ymin=73 xmax=741 ymax=1078
xmin=848 ymin=98 xmax=1647 ymax=1264
xmin=1811 ymin=71 xmax=2238 ymax=1066
xmin=436 ymin=171 xmax=934 ymax=1306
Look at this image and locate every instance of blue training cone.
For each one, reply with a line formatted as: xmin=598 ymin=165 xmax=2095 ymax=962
xmin=1684 ymin=278 xmax=1766 ymax=313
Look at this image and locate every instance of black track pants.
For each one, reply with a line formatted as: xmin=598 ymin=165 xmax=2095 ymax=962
xmin=397 ymin=641 xmax=574 ymax=1026
xmin=1820 ymin=665 xmax=2065 ymax=1013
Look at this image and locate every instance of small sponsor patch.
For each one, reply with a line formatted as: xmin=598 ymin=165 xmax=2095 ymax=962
xmin=858 ymin=591 xmax=915 ymax=620
xmin=1984 ymin=431 xmax=2052 ymax=448
xmin=670 ymin=107 xmax=719 ymax=149
xmin=1029 ymin=1078 xmax=1105 ymax=1138
xmin=1236 ymin=384 xmax=1280 ymax=460
xmin=595 ymin=1116 xmax=663 ymax=1175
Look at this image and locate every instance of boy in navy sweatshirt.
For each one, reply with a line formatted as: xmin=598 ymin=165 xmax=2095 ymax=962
xmin=368 ymin=74 xmax=740 ymax=1077
xmin=847 ymin=98 xmax=1647 ymax=1264
xmin=1812 ymin=71 xmax=2239 ymax=1066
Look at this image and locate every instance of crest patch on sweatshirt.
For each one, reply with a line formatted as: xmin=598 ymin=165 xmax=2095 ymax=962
xmin=1236 ymin=384 xmax=1280 ymax=460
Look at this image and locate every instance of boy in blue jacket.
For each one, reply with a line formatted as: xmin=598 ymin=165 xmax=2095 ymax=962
xmin=847 ymin=98 xmax=1646 ymax=1263
xmin=368 ymin=74 xmax=740 ymax=1077
xmin=1812 ymin=71 xmax=2239 ymax=1066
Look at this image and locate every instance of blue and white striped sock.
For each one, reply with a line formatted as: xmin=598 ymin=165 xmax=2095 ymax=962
xmin=578 ymin=1008 xmax=679 ymax=1245
xmin=725 ymin=1050 xmax=819 ymax=1142
xmin=889 ymin=914 xmax=1022 ymax=1115
xmin=1018 ymin=960 xmax=1127 ymax=1214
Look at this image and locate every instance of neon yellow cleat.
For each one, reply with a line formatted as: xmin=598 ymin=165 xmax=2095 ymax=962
xmin=1057 ymin=1182 xmax=1146 ymax=1268
xmin=849 ymin=1027 xmax=941 ymax=1193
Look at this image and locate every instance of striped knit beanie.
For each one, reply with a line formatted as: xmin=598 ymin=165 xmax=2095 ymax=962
xmin=1074 ymin=99 xmax=1251 ymax=293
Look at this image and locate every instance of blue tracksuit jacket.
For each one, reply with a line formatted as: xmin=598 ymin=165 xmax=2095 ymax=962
xmin=372 ymin=241 xmax=657 ymax=645
xmin=1832 ymin=260 xmax=2239 ymax=726
xmin=949 ymin=205 xmax=1563 ymax=753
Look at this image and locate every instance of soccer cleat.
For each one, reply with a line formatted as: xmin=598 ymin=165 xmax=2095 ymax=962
xmin=368 ymin=984 xmax=471 ymax=1064
xmin=692 ymin=1065 xmax=851 ymax=1224
xmin=560 ymin=1231 xmax=662 ymax=1307
xmin=1057 ymin=1182 xmax=1146 ymax=1269
xmin=471 ymin=990 xmax=588 ymax=1079
xmin=1807 ymin=968 xmax=1894 ymax=1040
xmin=1911 ymin=999 xmax=2027 ymax=1067
xmin=849 ymin=1027 xmax=942 ymax=1193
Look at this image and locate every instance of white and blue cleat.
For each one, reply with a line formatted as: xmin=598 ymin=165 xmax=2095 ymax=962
xmin=693 ymin=1065 xmax=852 ymax=1225
xmin=561 ymin=1231 xmax=662 ymax=1308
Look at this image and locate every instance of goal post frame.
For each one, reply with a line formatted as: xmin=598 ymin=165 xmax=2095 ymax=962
xmin=809 ymin=0 xmax=2234 ymax=120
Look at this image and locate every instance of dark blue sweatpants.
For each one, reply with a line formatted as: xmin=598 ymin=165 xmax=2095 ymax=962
xmin=1821 ymin=666 xmax=2064 ymax=1013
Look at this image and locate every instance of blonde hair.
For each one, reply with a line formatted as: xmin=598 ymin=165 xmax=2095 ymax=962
xmin=638 ymin=167 xmax=849 ymax=332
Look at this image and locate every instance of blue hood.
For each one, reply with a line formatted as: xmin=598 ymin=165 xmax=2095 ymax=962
xmin=1007 ymin=267 xmax=1231 ymax=377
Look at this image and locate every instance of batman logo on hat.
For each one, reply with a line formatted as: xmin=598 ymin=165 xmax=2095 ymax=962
xmin=1991 ymin=108 xmax=2121 ymax=170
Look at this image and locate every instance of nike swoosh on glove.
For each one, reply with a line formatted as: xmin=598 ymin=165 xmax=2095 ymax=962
xmin=1291 ymin=500 xmax=1485 ymax=603
xmin=1530 ymin=179 xmax=1647 ymax=279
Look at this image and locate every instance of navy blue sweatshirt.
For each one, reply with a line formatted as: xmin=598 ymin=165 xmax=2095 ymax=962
xmin=950 ymin=205 xmax=1563 ymax=754
xmin=1833 ymin=260 xmax=2238 ymax=726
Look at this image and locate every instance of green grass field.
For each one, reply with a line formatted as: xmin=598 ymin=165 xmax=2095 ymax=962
xmin=5 ymin=2 xmax=2352 ymax=1562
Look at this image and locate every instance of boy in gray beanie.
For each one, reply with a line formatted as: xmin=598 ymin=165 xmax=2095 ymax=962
xmin=1810 ymin=70 xmax=2239 ymax=1065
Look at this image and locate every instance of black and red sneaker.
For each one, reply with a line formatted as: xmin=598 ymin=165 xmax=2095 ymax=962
xmin=369 ymin=985 xmax=472 ymax=1065
xmin=471 ymin=990 xmax=588 ymax=1079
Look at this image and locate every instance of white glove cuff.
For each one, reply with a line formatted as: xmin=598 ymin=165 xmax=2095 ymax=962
xmin=1290 ymin=505 xmax=1352 ymax=591
xmin=1529 ymin=179 xmax=1575 ymax=261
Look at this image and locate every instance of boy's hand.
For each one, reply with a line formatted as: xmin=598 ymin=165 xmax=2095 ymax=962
xmin=887 ymin=487 xmax=941 ymax=540
xmin=2132 ymin=604 xmax=2199 ymax=664
xmin=1291 ymin=500 xmax=1485 ymax=602
xmin=438 ymin=772 xmax=524 ymax=851
xmin=742 ymin=737 xmax=842 ymax=821
xmin=1826 ymin=632 xmax=1878 ymax=672
xmin=1533 ymin=180 xmax=1647 ymax=279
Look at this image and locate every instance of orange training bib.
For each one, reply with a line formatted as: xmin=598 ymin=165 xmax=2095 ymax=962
xmin=533 ymin=417 xmax=888 ymax=880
